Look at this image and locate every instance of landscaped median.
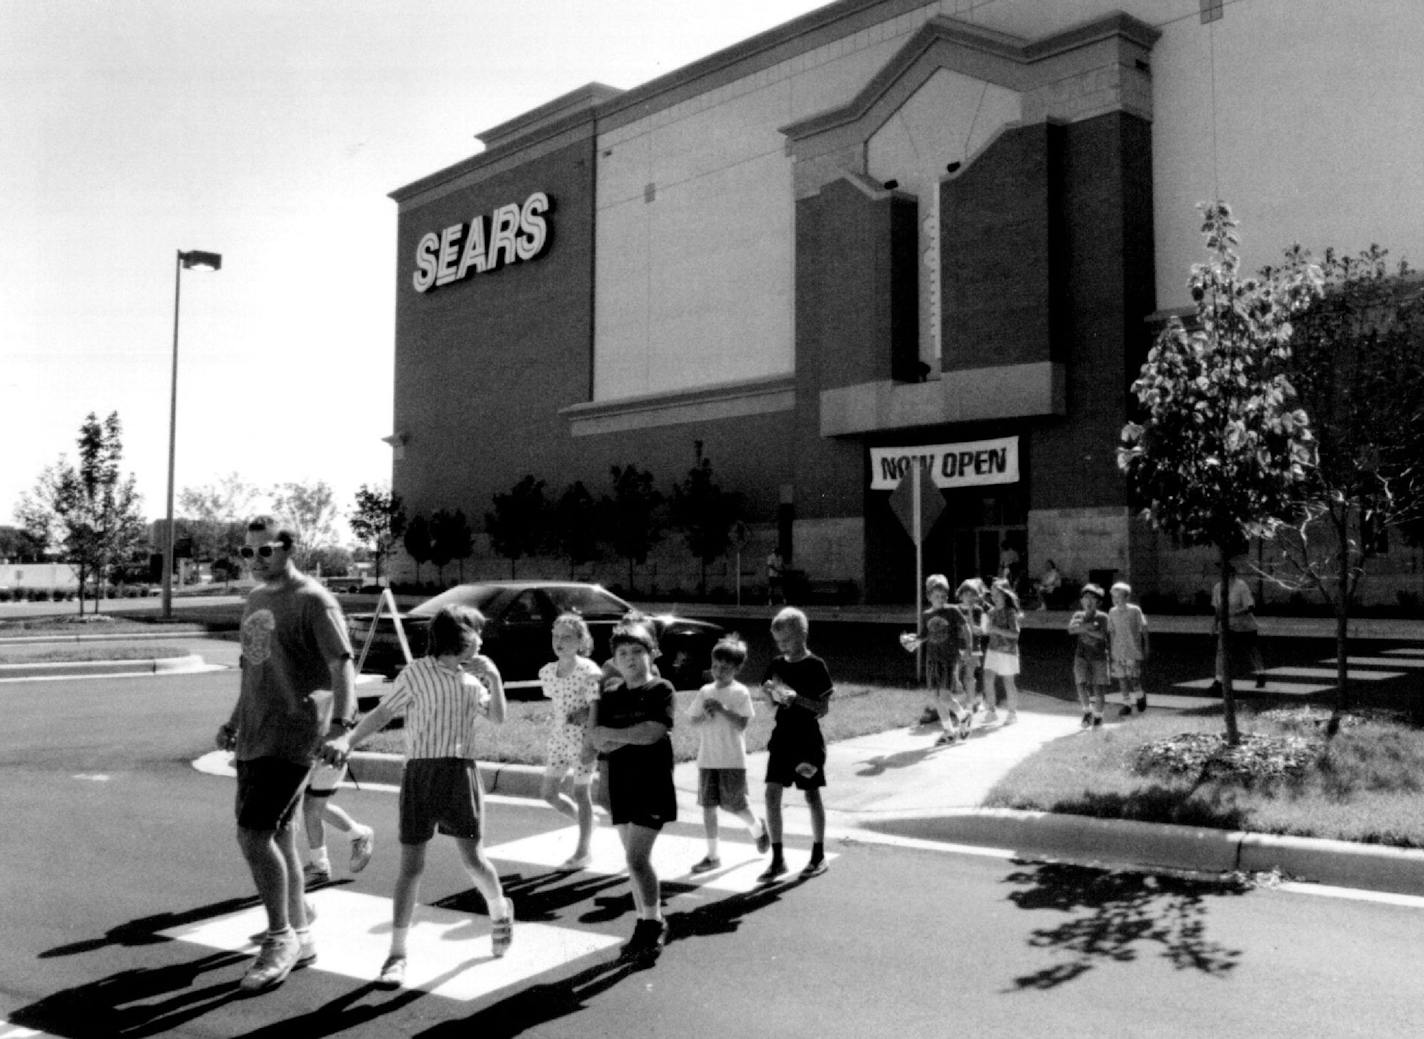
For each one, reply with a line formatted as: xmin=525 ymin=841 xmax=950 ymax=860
xmin=0 ymin=643 xmax=207 ymax=680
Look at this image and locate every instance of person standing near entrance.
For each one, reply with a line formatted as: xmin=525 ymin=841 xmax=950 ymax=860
xmin=217 ymin=516 xmax=357 ymax=995
xmin=766 ymin=548 xmax=785 ymax=605
xmin=1210 ymin=572 xmax=1265 ymax=693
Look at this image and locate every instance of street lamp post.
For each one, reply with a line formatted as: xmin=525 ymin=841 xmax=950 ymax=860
xmin=161 ymin=249 xmax=222 ymax=621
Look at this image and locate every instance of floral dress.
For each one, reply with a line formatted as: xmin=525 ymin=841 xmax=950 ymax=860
xmin=539 ymin=656 xmax=603 ymax=780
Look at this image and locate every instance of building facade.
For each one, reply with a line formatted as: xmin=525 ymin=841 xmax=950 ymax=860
xmin=387 ymin=0 xmax=1424 ymax=605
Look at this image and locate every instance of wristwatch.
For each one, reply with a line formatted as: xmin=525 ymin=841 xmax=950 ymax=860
xmin=333 ymin=717 xmax=358 ymax=731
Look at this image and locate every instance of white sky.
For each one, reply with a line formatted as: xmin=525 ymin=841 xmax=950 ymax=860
xmin=1 ymin=0 xmax=829 ymax=532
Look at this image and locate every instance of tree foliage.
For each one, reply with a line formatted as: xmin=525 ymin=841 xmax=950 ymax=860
xmin=31 ymin=412 xmax=147 ymax=615
xmin=1118 ymin=202 xmax=1322 ymax=743
xmin=486 ymin=476 xmax=550 ymax=579
xmin=670 ymin=445 xmax=746 ymax=596
xmin=603 ymin=464 xmax=666 ymax=593
xmin=429 ymin=507 xmax=474 ymax=584
xmin=1265 ymin=245 xmax=1424 ymax=726
xmin=552 ymin=481 xmax=602 ymax=579
xmin=0 ymin=524 xmax=47 ymax=562
xmin=402 ymin=514 xmax=432 ymax=585
xmin=349 ymin=484 xmax=407 ymax=583
xmin=270 ymin=479 xmax=341 ymax=568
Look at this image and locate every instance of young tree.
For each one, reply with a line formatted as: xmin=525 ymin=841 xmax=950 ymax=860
xmin=178 ymin=472 xmax=262 ymax=574
xmin=271 ymin=479 xmax=341 ymax=568
xmin=0 ymin=524 xmax=47 ymax=562
xmin=429 ymin=508 xmax=473 ymax=585
xmin=670 ymin=444 xmax=746 ymax=596
xmin=1119 ymin=202 xmax=1321 ymax=744
xmin=35 ymin=412 xmax=148 ymax=615
xmin=602 ymin=464 xmax=666 ymax=594
xmin=552 ymin=480 xmax=602 ymax=579
xmin=402 ymin=514 xmax=432 ymax=586
xmin=486 ymin=476 xmax=549 ymax=579
xmin=1267 ymin=246 xmax=1424 ymax=728
xmin=349 ymin=484 xmax=408 ymax=583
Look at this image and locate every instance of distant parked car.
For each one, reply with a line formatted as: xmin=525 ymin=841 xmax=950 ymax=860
xmin=347 ymin=581 xmax=724 ymax=694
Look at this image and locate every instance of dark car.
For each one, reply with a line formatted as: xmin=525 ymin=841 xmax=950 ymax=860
xmin=347 ymin=581 xmax=724 ymax=695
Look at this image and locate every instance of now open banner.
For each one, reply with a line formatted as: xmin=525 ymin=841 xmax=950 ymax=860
xmin=870 ymin=436 xmax=1020 ymax=491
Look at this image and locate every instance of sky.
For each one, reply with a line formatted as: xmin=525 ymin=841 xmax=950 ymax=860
xmin=1 ymin=0 xmax=830 ymax=535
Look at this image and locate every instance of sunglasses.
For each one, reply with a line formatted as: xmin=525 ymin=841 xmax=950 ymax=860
xmin=239 ymin=543 xmax=285 ymax=559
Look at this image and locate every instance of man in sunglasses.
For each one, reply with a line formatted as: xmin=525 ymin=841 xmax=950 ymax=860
xmin=216 ymin=516 xmax=357 ymax=994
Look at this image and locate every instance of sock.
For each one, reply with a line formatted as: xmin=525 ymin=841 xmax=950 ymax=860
xmin=309 ymin=846 xmax=331 ymax=872
xmin=771 ymin=842 xmax=785 ymax=864
xmin=267 ymin=925 xmax=294 ymax=940
xmin=390 ymin=926 xmax=409 ymax=957
xmin=809 ymin=842 xmax=824 ymax=865
xmin=706 ymin=838 xmax=720 ymax=858
xmin=487 ymin=896 xmax=510 ymax=921
xmin=747 ymin=818 xmax=763 ymax=839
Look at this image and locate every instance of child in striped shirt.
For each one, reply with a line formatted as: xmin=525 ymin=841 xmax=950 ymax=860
xmin=322 ymin=604 xmax=512 ymax=990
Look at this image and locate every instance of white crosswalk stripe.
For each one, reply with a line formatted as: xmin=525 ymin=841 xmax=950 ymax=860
xmin=162 ymin=828 xmax=822 ymax=1002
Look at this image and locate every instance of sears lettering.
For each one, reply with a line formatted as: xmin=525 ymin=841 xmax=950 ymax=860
xmin=412 ymin=191 xmax=552 ymax=293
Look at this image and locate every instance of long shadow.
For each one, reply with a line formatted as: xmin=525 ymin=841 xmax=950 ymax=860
xmin=416 ymin=873 xmax=814 ymax=1036
xmin=40 ymin=893 xmax=264 ymax=958
xmin=430 ymin=868 xmax=630 ymax=924
xmin=855 ymin=745 xmax=935 ymax=776
xmin=1003 ymin=861 xmax=1247 ymax=990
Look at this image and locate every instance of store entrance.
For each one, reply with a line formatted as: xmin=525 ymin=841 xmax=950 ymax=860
xmin=928 ymin=488 xmax=1027 ymax=590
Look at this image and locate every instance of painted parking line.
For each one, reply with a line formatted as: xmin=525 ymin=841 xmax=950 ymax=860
xmin=1381 ymin=648 xmax=1424 ymax=657
xmin=0 ymin=1022 xmax=54 ymax=1038
xmin=488 ymin=827 xmax=812 ymax=896
xmin=1175 ymin=678 xmax=1330 ymax=696
xmin=1266 ymin=667 xmax=1405 ymax=682
xmin=161 ymin=888 xmax=621 ymax=1003
xmin=162 ymin=828 xmax=822 ymax=1002
xmin=1332 ymin=656 xmax=1424 ymax=669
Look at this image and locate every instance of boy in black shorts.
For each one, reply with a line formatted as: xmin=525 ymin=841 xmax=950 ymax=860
xmin=758 ymin=607 xmax=833 ymax=882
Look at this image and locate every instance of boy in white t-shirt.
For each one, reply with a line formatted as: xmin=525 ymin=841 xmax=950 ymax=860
xmin=686 ymin=635 xmax=770 ymax=873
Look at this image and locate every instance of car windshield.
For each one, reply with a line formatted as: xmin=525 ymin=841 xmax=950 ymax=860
xmin=409 ymin=585 xmax=504 ymax=618
xmin=546 ymin=585 xmax=628 ymax=620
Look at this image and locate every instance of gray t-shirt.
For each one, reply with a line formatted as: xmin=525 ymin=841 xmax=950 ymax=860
xmin=233 ymin=574 xmax=352 ymax=764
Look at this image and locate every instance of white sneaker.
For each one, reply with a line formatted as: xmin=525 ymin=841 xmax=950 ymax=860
xmin=350 ymin=828 xmax=375 ymax=873
xmin=240 ymin=931 xmax=300 ymax=994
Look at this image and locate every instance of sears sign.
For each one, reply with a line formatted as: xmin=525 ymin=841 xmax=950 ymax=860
xmin=411 ymin=191 xmax=550 ymax=292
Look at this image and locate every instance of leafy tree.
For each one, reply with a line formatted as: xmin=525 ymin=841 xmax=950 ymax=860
xmin=270 ymin=479 xmax=341 ymax=568
xmin=178 ymin=472 xmax=262 ymax=571
xmin=602 ymin=464 xmax=666 ymax=594
xmin=0 ymin=524 xmax=46 ymax=562
xmin=1266 ymin=245 xmax=1424 ymax=728
xmin=670 ymin=444 xmax=746 ymax=596
xmin=349 ymin=484 xmax=408 ymax=583
xmin=1118 ymin=202 xmax=1321 ymax=744
xmin=402 ymin=514 xmax=432 ymax=585
xmin=552 ymin=481 xmax=603 ymax=579
xmin=429 ymin=508 xmax=474 ymax=585
xmin=15 ymin=479 xmax=59 ymax=557
xmin=306 ymin=544 xmax=354 ymax=578
xmin=32 ymin=412 xmax=148 ymax=615
xmin=486 ymin=476 xmax=549 ymax=579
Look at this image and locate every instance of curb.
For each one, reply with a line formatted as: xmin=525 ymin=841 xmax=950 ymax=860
xmin=0 ymin=654 xmax=211 ymax=680
xmin=344 ymin=751 xmax=1424 ymax=897
xmin=859 ymin=808 xmax=1424 ymax=897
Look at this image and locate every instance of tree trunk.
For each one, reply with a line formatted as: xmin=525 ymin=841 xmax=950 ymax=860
xmin=1328 ymin=534 xmax=1352 ymax=736
xmin=1217 ymin=547 xmax=1240 ymax=746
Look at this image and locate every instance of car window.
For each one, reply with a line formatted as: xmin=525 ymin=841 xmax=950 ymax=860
xmin=410 ymin=584 xmax=503 ymax=618
xmin=502 ymin=590 xmax=545 ymax=625
xmin=548 ymin=586 xmax=628 ymax=620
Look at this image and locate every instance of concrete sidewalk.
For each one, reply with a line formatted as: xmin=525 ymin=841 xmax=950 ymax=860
xmin=337 ymin=701 xmax=1424 ymax=899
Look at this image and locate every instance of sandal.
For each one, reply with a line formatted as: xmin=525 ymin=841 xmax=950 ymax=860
xmin=376 ymin=954 xmax=406 ymax=990
xmin=491 ymin=902 xmax=515 ymax=958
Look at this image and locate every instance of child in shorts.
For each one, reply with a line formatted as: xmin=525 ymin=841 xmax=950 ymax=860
xmin=1069 ymin=583 xmax=1111 ymax=729
xmin=687 ymin=635 xmax=770 ymax=873
xmin=300 ymin=762 xmax=375 ymax=884
xmin=758 ymin=607 xmax=833 ymax=882
xmin=1107 ymin=581 xmax=1150 ymax=715
xmin=590 ymin=620 xmax=677 ymax=963
xmin=539 ymin=612 xmax=603 ymax=870
xmin=902 ymin=574 xmax=969 ymax=740
xmin=322 ymin=604 xmax=512 ymax=990
xmin=982 ymin=578 xmax=1022 ymax=725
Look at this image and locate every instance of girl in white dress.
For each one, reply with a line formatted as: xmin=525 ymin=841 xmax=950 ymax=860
xmin=538 ymin=612 xmax=604 ymax=869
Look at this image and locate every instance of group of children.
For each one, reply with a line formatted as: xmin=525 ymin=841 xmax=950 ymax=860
xmin=906 ymin=574 xmax=1151 ymax=741
xmin=319 ymin=602 xmax=836 ymax=983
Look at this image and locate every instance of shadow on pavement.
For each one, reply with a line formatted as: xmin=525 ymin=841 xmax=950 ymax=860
xmin=1002 ymin=861 xmax=1248 ymax=990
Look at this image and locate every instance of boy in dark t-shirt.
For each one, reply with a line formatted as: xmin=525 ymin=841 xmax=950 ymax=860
xmin=758 ymin=607 xmax=833 ymax=882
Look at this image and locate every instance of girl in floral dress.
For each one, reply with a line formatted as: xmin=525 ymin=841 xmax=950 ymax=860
xmin=538 ymin=612 xmax=604 ymax=870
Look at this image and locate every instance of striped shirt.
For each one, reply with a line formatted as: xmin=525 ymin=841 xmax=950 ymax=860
xmin=383 ymin=656 xmax=492 ymax=761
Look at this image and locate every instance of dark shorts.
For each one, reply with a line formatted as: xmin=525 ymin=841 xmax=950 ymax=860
xmin=1073 ymin=656 xmax=1110 ymax=687
xmin=605 ymin=756 xmax=676 ymax=831
xmin=399 ymin=758 xmax=485 ymax=844
xmin=235 ymin=757 xmax=312 ymax=831
xmin=765 ymin=731 xmax=827 ymax=791
xmin=697 ymin=768 xmax=750 ymax=811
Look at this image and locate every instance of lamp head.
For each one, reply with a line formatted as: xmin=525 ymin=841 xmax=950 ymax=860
xmin=179 ymin=250 xmax=222 ymax=271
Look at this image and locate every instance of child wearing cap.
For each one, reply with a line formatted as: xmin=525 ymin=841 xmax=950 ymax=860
xmin=982 ymin=578 xmax=1023 ymax=724
xmin=901 ymin=574 xmax=970 ymax=740
xmin=1068 ymin=583 xmax=1111 ymax=729
xmin=1107 ymin=581 xmax=1150 ymax=715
